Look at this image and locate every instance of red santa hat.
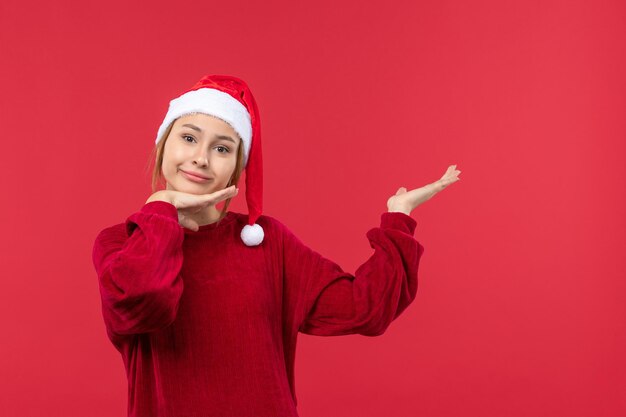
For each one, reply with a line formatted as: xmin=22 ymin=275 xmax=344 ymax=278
xmin=155 ymin=74 xmax=264 ymax=246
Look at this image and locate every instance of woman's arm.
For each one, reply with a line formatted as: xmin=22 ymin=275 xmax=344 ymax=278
xmin=282 ymin=212 xmax=423 ymax=337
xmin=92 ymin=201 xmax=185 ymax=337
xmin=286 ymin=165 xmax=459 ymax=336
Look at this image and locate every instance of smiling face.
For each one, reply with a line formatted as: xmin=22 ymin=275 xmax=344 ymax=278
xmin=162 ymin=113 xmax=241 ymax=195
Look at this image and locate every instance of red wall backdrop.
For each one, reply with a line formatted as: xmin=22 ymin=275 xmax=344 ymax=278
xmin=1 ymin=0 xmax=624 ymax=416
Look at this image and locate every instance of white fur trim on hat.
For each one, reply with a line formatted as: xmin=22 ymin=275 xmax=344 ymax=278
xmin=155 ymin=88 xmax=253 ymax=166
xmin=241 ymin=223 xmax=264 ymax=246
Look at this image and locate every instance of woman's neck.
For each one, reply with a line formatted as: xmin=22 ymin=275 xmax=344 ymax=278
xmin=192 ymin=206 xmax=226 ymax=226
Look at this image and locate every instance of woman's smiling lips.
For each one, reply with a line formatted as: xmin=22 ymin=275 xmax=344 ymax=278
xmin=180 ymin=169 xmax=212 ymax=183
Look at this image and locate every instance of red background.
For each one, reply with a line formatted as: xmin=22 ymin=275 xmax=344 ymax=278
xmin=1 ymin=0 xmax=625 ymax=416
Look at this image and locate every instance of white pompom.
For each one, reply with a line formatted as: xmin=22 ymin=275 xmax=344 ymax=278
xmin=241 ymin=223 xmax=264 ymax=246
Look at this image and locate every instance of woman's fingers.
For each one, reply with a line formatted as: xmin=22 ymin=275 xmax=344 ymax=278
xmin=172 ymin=186 xmax=239 ymax=210
xmin=203 ymin=185 xmax=238 ymax=206
xmin=439 ymin=165 xmax=461 ymax=186
xmin=424 ymin=165 xmax=461 ymax=194
xmin=442 ymin=164 xmax=459 ymax=178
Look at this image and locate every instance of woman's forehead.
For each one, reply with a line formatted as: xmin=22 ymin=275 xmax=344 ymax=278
xmin=175 ymin=113 xmax=237 ymax=132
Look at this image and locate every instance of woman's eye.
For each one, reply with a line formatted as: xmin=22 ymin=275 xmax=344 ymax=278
xmin=216 ymin=146 xmax=230 ymax=153
xmin=182 ymin=135 xmax=196 ymax=143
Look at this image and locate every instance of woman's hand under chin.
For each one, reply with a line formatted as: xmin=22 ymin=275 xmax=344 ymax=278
xmin=145 ymin=186 xmax=239 ymax=231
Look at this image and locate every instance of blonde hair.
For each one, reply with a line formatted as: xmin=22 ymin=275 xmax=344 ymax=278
xmin=144 ymin=119 xmax=246 ymax=218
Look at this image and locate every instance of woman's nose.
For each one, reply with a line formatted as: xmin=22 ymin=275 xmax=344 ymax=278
xmin=193 ymin=151 xmax=209 ymax=167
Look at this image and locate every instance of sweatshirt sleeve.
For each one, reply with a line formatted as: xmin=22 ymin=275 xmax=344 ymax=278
xmin=91 ymin=201 xmax=185 ymax=337
xmin=283 ymin=212 xmax=425 ymax=337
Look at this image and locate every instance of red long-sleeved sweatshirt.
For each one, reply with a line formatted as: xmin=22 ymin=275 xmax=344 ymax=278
xmin=92 ymin=200 xmax=424 ymax=417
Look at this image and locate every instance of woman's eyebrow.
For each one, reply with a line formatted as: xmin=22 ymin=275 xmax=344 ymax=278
xmin=181 ymin=123 xmax=237 ymax=143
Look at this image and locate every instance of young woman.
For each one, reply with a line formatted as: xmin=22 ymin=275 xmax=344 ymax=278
xmin=92 ymin=74 xmax=461 ymax=417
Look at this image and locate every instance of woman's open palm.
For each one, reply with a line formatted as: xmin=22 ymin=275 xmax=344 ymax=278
xmin=387 ymin=165 xmax=461 ymax=214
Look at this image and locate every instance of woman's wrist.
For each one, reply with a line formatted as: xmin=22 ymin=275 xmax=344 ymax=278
xmin=387 ymin=204 xmax=411 ymax=215
xmin=146 ymin=190 xmax=170 ymax=205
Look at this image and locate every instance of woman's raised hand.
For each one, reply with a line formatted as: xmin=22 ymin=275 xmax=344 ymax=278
xmin=386 ymin=165 xmax=461 ymax=215
xmin=145 ymin=185 xmax=239 ymax=231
